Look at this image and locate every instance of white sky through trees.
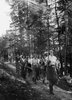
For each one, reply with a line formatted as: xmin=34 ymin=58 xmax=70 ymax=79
xmin=0 ymin=0 xmax=11 ymax=37
xmin=0 ymin=0 xmax=57 ymax=37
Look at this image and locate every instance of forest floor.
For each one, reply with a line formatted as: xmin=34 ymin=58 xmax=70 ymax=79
xmin=0 ymin=62 xmax=71 ymax=100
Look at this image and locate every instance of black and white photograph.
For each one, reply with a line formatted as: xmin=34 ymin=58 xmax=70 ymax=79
xmin=0 ymin=0 xmax=72 ymax=100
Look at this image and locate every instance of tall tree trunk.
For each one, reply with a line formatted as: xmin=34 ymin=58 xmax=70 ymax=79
xmin=64 ymin=8 xmax=68 ymax=74
xmin=70 ymin=48 xmax=72 ymax=77
xmin=45 ymin=0 xmax=50 ymax=55
xmin=55 ymin=0 xmax=63 ymax=74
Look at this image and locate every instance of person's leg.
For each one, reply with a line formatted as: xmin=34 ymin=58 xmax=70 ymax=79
xmin=35 ymin=66 xmax=38 ymax=83
xmin=16 ymin=62 xmax=20 ymax=77
xmin=49 ymin=80 xmax=54 ymax=95
xmin=21 ymin=65 xmax=24 ymax=77
xmin=32 ymin=65 xmax=37 ymax=83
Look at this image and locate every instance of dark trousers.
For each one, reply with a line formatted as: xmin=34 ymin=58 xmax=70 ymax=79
xmin=47 ymin=65 xmax=58 ymax=93
xmin=16 ymin=62 xmax=21 ymax=77
xmin=32 ymin=65 xmax=40 ymax=83
xmin=49 ymin=80 xmax=54 ymax=93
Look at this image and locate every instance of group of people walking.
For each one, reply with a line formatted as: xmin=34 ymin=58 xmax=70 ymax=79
xmin=15 ymin=50 xmax=61 ymax=95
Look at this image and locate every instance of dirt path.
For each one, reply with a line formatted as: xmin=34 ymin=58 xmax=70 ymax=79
xmin=28 ymin=79 xmax=72 ymax=100
xmin=2 ymin=62 xmax=72 ymax=100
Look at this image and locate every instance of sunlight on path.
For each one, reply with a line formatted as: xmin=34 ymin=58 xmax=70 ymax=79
xmin=54 ymin=86 xmax=72 ymax=100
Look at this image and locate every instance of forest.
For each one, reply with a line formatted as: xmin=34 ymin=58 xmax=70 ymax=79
xmin=0 ymin=0 xmax=72 ymax=100
xmin=0 ymin=0 xmax=72 ymax=75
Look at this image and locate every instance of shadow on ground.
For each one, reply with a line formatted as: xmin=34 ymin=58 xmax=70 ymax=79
xmin=0 ymin=74 xmax=61 ymax=100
